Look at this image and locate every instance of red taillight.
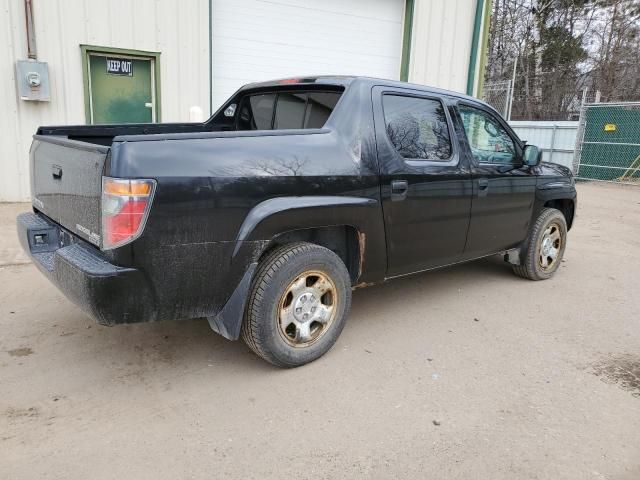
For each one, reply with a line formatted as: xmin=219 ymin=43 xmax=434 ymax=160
xmin=105 ymin=199 xmax=148 ymax=245
xmin=101 ymin=178 xmax=156 ymax=250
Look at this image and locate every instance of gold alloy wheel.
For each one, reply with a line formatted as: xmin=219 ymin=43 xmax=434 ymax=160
xmin=539 ymin=222 xmax=563 ymax=271
xmin=277 ymin=270 xmax=338 ymax=347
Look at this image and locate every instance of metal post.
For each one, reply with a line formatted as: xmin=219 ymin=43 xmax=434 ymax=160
xmin=549 ymin=124 xmax=557 ymax=164
xmin=507 ymin=57 xmax=517 ymax=121
xmin=504 ymin=80 xmax=511 ymax=118
xmin=573 ymin=104 xmax=588 ymax=176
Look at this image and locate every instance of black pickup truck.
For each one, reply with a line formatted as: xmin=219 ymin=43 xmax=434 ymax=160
xmin=18 ymin=76 xmax=576 ymax=367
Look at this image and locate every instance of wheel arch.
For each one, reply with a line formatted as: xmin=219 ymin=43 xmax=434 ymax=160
xmin=258 ymin=225 xmax=363 ymax=284
xmin=543 ymin=198 xmax=575 ymax=230
xmin=232 ymin=196 xmax=385 ymax=284
xmin=535 ymin=183 xmax=577 ymax=230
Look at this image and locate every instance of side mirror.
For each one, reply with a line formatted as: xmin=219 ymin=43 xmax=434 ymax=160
xmin=523 ymin=144 xmax=542 ymax=166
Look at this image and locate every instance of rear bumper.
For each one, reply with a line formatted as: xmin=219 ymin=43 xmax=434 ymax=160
xmin=17 ymin=212 xmax=155 ymax=325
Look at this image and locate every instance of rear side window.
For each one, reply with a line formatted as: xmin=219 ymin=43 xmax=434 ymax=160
xmin=382 ymin=95 xmax=452 ymax=161
xmin=236 ymin=91 xmax=341 ymax=131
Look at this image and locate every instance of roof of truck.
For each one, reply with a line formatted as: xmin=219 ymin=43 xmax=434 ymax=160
xmin=243 ymin=75 xmax=487 ymax=106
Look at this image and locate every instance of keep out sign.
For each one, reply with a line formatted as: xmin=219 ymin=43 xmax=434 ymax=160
xmin=106 ymin=57 xmax=133 ymax=76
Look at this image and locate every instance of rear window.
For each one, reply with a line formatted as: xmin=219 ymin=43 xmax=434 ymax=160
xmin=236 ymin=91 xmax=341 ymax=131
xmin=238 ymin=94 xmax=276 ymax=130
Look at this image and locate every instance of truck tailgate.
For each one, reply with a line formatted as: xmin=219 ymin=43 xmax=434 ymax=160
xmin=31 ymin=135 xmax=108 ymax=247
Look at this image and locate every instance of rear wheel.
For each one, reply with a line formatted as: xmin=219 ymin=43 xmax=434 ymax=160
xmin=513 ymin=207 xmax=567 ymax=280
xmin=241 ymin=242 xmax=352 ymax=368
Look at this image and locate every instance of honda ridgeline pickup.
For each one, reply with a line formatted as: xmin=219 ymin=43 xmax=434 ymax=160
xmin=17 ymin=76 xmax=577 ymax=367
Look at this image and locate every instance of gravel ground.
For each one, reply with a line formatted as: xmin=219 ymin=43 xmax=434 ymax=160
xmin=1 ymin=182 xmax=639 ymax=480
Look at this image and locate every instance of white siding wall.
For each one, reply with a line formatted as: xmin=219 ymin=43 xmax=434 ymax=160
xmin=408 ymin=0 xmax=476 ymax=94
xmin=0 ymin=0 xmax=209 ymax=201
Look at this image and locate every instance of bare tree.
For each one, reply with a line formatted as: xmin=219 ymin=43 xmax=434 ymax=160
xmin=484 ymin=0 xmax=640 ymax=120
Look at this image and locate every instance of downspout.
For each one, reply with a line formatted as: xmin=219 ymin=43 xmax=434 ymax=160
xmin=466 ymin=0 xmax=485 ymax=96
xmin=400 ymin=0 xmax=415 ymax=82
xmin=25 ymin=0 xmax=37 ymax=59
xmin=209 ymin=0 xmax=213 ymax=116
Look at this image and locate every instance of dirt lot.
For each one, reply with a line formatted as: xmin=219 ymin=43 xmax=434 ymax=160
xmin=1 ymin=182 xmax=639 ymax=480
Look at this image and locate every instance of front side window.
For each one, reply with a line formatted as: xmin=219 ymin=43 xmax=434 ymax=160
xmin=382 ymin=95 xmax=452 ymax=161
xmin=458 ymin=105 xmax=517 ymax=164
xmin=236 ymin=91 xmax=341 ymax=131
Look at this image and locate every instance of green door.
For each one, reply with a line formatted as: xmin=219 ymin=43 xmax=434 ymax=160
xmin=88 ymin=53 xmax=155 ymax=124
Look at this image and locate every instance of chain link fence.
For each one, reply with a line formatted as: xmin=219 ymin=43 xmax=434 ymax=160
xmin=484 ymin=72 xmax=588 ymax=121
xmin=574 ymin=102 xmax=640 ymax=184
xmin=483 ymin=80 xmax=512 ymax=118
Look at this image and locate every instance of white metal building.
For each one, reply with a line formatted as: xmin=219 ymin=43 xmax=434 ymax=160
xmin=1 ymin=0 xmax=490 ymax=201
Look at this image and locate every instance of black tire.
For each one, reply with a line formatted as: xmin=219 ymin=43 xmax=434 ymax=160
xmin=513 ymin=207 xmax=568 ymax=280
xmin=241 ymin=242 xmax=352 ymax=368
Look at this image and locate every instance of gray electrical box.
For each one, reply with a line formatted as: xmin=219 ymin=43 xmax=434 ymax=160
xmin=16 ymin=60 xmax=50 ymax=101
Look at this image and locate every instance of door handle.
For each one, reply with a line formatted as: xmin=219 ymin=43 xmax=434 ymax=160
xmin=391 ymin=180 xmax=408 ymax=201
xmin=477 ymin=178 xmax=489 ymax=196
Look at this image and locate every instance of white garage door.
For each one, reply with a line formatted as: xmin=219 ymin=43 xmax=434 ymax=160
xmin=211 ymin=0 xmax=405 ymax=109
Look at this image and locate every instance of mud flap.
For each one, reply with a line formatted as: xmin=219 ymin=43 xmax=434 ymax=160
xmin=207 ymin=262 xmax=257 ymax=340
xmin=504 ymin=247 xmax=522 ymax=265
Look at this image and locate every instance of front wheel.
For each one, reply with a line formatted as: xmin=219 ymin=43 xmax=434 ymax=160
xmin=241 ymin=242 xmax=352 ymax=368
xmin=513 ymin=208 xmax=568 ymax=280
